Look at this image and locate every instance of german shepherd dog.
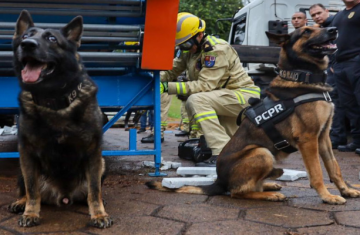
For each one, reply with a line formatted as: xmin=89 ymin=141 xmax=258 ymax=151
xmin=8 ymin=10 xmax=113 ymax=228
xmin=146 ymin=26 xmax=360 ymax=204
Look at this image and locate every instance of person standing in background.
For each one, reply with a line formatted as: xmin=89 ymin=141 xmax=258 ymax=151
xmin=331 ymin=0 xmax=360 ymax=153
xmin=291 ymin=12 xmax=307 ymax=29
xmin=309 ymin=3 xmax=347 ymax=149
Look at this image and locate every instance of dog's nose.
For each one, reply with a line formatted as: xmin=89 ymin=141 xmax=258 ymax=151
xmin=21 ymin=38 xmax=39 ymax=51
xmin=326 ymin=27 xmax=337 ymax=34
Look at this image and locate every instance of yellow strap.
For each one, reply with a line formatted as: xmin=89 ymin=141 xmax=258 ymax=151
xmin=176 ymin=82 xmax=187 ymax=95
xmin=209 ymin=35 xmax=227 ymax=44
xmin=240 ymin=86 xmax=261 ymax=96
xmin=194 ymin=111 xmax=218 ymax=123
xmin=233 ymin=90 xmax=245 ymax=104
xmin=191 ymin=124 xmax=200 ymax=130
xmin=194 ymin=111 xmax=216 ymax=118
xmin=196 ymin=116 xmax=218 ymax=123
xmin=207 ymin=36 xmax=217 ymax=46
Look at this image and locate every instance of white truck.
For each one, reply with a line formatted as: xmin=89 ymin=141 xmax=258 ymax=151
xmin=228 ymin=0 xmax=344 ymax=93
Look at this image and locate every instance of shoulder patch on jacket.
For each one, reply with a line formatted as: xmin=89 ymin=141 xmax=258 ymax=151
xmin=204 ymin=55 xmax=216 ymax=68
xmin=203 ymin=42 xmax=213 ymax=52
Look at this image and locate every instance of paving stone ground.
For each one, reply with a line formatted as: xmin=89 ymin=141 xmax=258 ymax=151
xmin=1 ymin=127 xmax=360 ymax=235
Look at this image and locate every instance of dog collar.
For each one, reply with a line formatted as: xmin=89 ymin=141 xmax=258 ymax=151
xmin=275 ymin=68 xmax=327 ymax=84
xmin=32 ymin=82 xmax=83 ymax=111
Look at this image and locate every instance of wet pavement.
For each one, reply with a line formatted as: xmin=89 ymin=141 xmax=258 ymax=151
xmin=1 ymin=127 xmax=360 ymax=234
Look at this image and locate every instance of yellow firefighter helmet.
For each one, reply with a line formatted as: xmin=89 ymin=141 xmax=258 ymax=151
xmin=175 ymin=12 xmax=206 ymax=46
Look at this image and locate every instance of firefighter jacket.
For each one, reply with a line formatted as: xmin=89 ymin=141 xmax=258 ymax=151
xmin=160 ymin=35 xmax=256 ymax=95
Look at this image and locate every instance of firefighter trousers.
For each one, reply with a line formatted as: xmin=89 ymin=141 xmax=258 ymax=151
xmin=186 ymin=89 xmax=258 ymax=155
xmin=181 ymin=100 xmax=201 ymax=138
xmin=158 ymin=93 xmax=172 ymax=138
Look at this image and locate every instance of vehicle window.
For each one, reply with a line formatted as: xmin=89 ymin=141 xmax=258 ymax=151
xmin=231 ymin=14 xmax=246 ymax=45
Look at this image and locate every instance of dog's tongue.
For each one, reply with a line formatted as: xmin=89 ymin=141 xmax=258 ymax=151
xmin=21 ymin=64 xmax=42 ymax=83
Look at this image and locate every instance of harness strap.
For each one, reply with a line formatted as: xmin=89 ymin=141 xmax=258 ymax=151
xmin=294 ymin=92 xmax=332 ymax=104
xmin=240 ymin=92 xmax=332 ymax=153
xmin=262 ymin=118 xmax=298 ymax=153
xmin=252 ymin=98 xmax=297 ymax=153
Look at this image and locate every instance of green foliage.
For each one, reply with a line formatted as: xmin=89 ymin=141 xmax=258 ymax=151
xmin=168 ymin=97 xmax=182 ymax=119
xmin=179 ymin=0 xmax=243 ymax=40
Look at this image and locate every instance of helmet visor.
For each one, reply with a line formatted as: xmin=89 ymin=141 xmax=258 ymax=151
xmin=179 ymin=38 xmax=195 ymax=51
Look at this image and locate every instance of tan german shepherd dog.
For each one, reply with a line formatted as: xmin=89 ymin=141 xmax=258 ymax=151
xmin=146 ymin=26 xmax=360 ymax=204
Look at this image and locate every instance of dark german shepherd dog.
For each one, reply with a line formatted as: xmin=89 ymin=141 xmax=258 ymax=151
xmin=147 ymin=26 xmax=360 ymax=204
xmin=8 ymin=10 xmax=113 ymax=228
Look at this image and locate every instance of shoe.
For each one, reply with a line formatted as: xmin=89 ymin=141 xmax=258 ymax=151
xmin=141 ymin=134 xmax=164 ymax=143
xmin=331 ymin=141 xmax=347 ymax=149
xmin=356 ymin=148 xmax=360 ymax=155
xmin=175 ymin=130 xmax=190 ymax=137
xmin=338 ymin=143 xmax=360 ymax=152
xmin=195 ymin=155 xmax=218 ymax=167
xmin=137 ymin=128 xmax=146 ymax=133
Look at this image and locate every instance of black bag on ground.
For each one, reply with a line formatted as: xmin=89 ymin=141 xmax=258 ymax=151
xmin=178 ymin=135 xmax=212 ymax=163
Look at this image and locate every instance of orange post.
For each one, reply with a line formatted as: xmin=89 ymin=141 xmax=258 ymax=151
xmin=141 ymin=0 xmax=179 ymax=70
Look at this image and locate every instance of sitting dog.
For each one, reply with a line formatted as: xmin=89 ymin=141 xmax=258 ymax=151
xmin=146 ymin=26 xmax=360 ymax=205
xmin=8 ymin=10 xmax=113 ymax=228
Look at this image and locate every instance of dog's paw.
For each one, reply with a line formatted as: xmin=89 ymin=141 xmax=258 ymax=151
xmin=266 ymin=192 xmax=286 ymax=201
xmin=8 ymin=202 xmax=25 ymax=214
xmin=263 ymin=183 xmax=282 ymax=191
xmin=91 ymin=215 xmax=113 ymax=228
xmin=18 ymin=214 xmax=40 ymax=227
xmin=322 ymin=195 xmax=346 ymax=205
xmin=341 ymin=188 xmax=360 ymax=198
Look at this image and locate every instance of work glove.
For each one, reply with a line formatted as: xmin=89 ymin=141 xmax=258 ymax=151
xmin=177 ymin=95 xmax=188 ymax=101
xmin=160 ymin=82 xmax=168 ymax=94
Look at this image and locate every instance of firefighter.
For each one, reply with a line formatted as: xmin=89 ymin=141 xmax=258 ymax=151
xmin=158 ymin=12 xmax=260 ymax=167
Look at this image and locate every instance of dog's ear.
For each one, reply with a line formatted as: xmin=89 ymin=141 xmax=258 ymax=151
xmin=14 ymin=10 xmax=34 ymax=39
xmin=265 ymin=31 xmax=290 ymax=46
xmin=61 ymin=16 xmax=83 ymax=48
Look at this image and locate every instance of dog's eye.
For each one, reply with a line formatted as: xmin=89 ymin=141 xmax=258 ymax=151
xmin=46 ymin=36 xmax=57 ymax=43
xmin=22 ymin=34 xmax=29 ymax=40
xmin=304 ymin=29 xmax=312 ymax=34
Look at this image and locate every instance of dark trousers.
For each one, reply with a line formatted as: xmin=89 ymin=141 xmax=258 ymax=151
xmin=140 ymin=110 xmax=154 ymax=130
xmin=333 ymin=54 xmax=360 ymax=145
xmin=326 ymin=68 xmax=347 ymax=143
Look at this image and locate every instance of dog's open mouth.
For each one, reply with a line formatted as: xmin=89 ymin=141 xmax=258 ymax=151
xmin=21 ymin=57 xmax=55 ymax=83
xmin=310 ymin=39 xmax=337 ymax=54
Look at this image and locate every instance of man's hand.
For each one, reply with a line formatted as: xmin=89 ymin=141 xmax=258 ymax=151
xmin=160 ymin=82 xmax=168 ymax=94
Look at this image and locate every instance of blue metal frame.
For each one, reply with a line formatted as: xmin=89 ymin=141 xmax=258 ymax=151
xmin=0 ymin=72 xmax=166 ymax=177
xmin=0 ymin=0 xmax=167 ymax=177
xmin=149 ymin=71 xmax=166 ymax=176
xmin=99 ymin=71 xmax=166 ymax=177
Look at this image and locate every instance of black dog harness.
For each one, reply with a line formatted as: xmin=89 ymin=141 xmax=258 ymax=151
xmin=237 ymin=92 xmax=332 ymax=153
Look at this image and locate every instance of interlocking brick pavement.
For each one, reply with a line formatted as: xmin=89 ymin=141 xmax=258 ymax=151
xmin=1 ymin=127 xmax=360 ymax=234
